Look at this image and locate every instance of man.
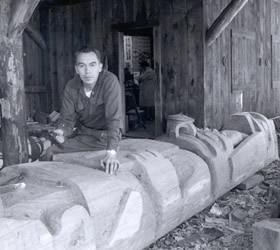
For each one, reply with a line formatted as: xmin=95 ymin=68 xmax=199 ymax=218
xmin=42 ymin=46 xmax=122 ymax=174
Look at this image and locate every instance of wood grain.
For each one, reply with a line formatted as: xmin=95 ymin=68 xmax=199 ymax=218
xmin=0 ymin=0 xmax=30 ymax=166
xmin=0 ymin=112 xmax=278 ymax=249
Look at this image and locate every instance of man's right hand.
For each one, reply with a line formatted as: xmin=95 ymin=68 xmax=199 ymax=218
xmin=53 ymin=129 xmax=65 ymax=144
xmin=100 ymin=150 xmax=120 ymax=175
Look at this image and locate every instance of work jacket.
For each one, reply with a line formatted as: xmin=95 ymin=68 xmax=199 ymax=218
xmin=58 ymin=70 xmax=123 ymax=151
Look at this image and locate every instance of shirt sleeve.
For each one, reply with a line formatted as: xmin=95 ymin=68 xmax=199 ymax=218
xmin=57 ymin=84 xmax=77 ymax=137
xmin=103 ymin=75 xmax=123 ymax=151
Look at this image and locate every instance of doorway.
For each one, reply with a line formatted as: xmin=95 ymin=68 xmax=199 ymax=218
xmin=123 ymin=28 xmax=155 ymax=138
xmin=116 ymin=24 xmax=162 ymax=139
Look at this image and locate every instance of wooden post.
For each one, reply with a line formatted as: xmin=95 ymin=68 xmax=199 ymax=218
xmin=206 ymin=0 xmax=248 ymax=47
xmin=154 ymin=26 xmax=163 ymax=137
xmin=0 ymin=0 xmax=40 ymax=166
xmin=117 ymin=32 xmax=126 ymax=132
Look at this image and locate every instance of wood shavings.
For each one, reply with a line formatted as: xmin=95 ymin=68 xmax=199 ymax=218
xmin=145 ymin=160 xmax=280 ymax=250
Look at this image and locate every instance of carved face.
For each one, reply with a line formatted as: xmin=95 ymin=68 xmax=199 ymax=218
xmin=75 ymin=51 xmax=103 ymax=87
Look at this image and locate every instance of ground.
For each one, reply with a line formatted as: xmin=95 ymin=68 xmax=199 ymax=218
xmin=146 ymin=158 xmax=280 ymax=250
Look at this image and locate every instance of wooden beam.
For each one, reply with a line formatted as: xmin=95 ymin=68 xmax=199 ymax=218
xmin=154 ymin=26 xmax=163 ymax=137
xmin=40 ymin=0 xmax=93 ymax=6
xmin=0 ymin=0 xmax=30 ymax=166
xmin=8 ymin=0 xmax=40 ymax=38
xmin=25 ymin=24 xmax=47 ymax=50
xmin=25 ymin=85 xmax=47 ymax=94
xmin=112 ymin=20 xmax=160 ymax=32
xmin=206 ymin=0 xmax=248 ymax=47
xmin=117 ymin=32 xmax=126 ymax=132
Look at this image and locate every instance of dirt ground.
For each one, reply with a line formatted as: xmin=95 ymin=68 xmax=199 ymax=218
xmin=146 ymin=156 xmax=280 ymax=250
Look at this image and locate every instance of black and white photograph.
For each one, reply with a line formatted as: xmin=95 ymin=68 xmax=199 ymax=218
xmin=1 ymin=0 xmax=280 ymax=249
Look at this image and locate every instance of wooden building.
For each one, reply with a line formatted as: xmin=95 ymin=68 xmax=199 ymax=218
xmin=24 ymin=0 xmax=280 ymax=129
xmin=1 ymin=1 xmax=280 ymax=248
xmin=2 ymin=0 xmax=280 ymax=164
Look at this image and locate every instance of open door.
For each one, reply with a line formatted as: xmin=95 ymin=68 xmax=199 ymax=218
xmin=115 ymin=23 xmax=162 ymax=138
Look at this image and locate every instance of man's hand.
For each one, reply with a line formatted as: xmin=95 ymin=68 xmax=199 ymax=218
xmin=100 ymin=150 xmax=120 ymax=175
xmin=53 ymin=129 xmax=65 ymax=144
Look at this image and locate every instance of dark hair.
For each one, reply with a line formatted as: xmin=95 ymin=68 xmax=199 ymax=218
xmin=75 ymin=45 xmax=102 ymax=64
xmin=139 ymin=61 xmax=150 ymax=68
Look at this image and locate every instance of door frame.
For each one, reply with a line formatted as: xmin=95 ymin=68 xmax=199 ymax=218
xmin=114 ymin=21 xmax=163 ymax=137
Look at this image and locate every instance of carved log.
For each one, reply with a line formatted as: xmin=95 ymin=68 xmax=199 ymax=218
xmin=223 ymin=112 xmax=279 ymax=165
xmin=158 ymin=112 xmax=278 ymax=197
xmin=0 ymin=112 xmax=278 ymax=249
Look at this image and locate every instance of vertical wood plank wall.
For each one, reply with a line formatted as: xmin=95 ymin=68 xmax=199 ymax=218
xmin=204 ymin=0 xmax=280 ymax=129
xmin=23 ymin=0 xmax=280 ymax=131
xmin=38 ymin=0 xmax=205 ymax=128
xmin=271 ymin=0 xmax=280 ymax=119
xmin=23 ymin=8 xmax=49 ymax=118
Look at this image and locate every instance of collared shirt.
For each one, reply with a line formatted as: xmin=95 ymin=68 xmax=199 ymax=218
xmin=58 ymin=70 xmax=123 ymax=151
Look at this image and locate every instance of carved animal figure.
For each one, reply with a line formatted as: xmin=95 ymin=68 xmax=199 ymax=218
xmin=0 ymin=112 xmax=278 ymax=250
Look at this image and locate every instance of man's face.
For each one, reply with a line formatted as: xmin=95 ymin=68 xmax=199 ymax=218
xmin=75 ymin=52 xmax=103 ymax=86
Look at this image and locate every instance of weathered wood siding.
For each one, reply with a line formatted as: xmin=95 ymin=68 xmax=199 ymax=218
xmin=205 ymin=0 xmax=280 ymax=129
xmin=22 ymin=0 xmax=280 ymax=131
xmin=0 ymin=0 xmax=34 ymax=165
xmin=23 ymin=8 xmax=50 ymax=118
xmin=39 ymin=0 xmax=205 ymax=128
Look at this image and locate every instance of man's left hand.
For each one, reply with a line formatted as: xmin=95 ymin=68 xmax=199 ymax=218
xmin=100 ymin=150 xmax=120 ymax=175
